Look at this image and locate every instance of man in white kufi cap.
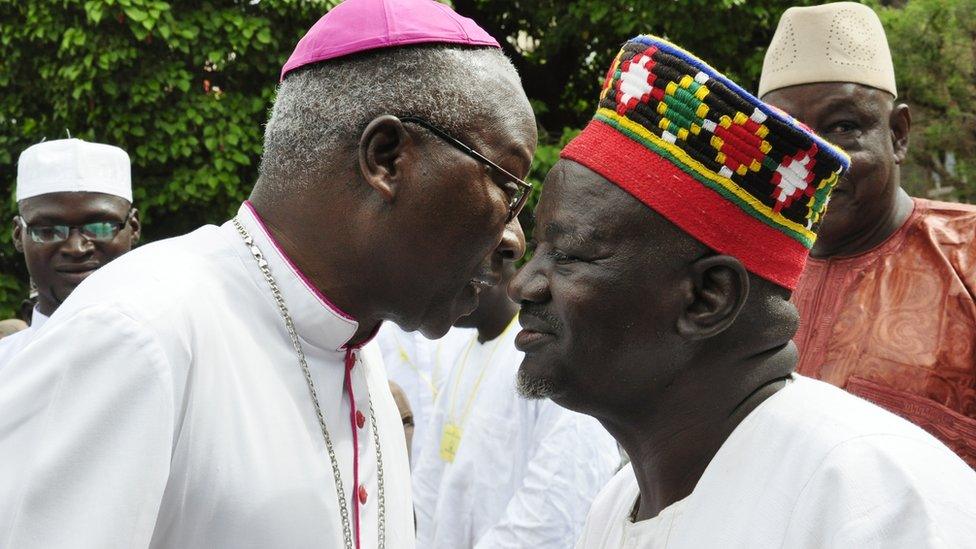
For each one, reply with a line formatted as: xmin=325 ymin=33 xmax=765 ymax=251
xmin=0 ymin=138 xmax=140 ymax=370
xmin=759 ymin=2 xmax=976 ymax=468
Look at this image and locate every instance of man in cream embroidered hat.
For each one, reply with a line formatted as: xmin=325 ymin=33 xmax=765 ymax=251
xmin=760 ymin=2 xmax=976 ymax=468
xmin=0 ymin=138 xmax=140 ymax=370
xmin=757 ymin=1 xmax=896 ymax=98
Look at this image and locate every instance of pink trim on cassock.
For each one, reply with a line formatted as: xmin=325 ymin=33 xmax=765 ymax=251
xmin=344 ymin=348 xmax=362 ymax=549
xmin=344 ymin=322 xmax=384 ymax=350
xmin=242 ymin=201 xmax=356 ymax=322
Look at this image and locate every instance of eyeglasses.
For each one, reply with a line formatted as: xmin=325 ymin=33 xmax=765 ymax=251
xmin=400 ymin=116 xmax=533 ymax=222
xmin=17 ymin=209 xmax=134 ymax=244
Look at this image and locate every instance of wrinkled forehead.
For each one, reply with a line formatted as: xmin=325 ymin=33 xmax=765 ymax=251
xmin=464 ymin=86 xmax=537 ymax=175
xmin=536 ymin=160 xmax=654 ymax=243
xmin=762 ymin=82 xmax=894 ymax=123
xmin=536 ymin=160 xmax=707 ymax=269
xmin=18 ymin=191 xmax=131 ymax=222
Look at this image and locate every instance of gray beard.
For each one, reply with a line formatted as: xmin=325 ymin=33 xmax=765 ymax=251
xmin=516 ymin=366 xmax=555 ymax=400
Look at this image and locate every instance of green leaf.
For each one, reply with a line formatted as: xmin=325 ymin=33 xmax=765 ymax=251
xmin=125 ymin=7 xmax=148 ymax=22
xmin=85 ymin=2 xmax=105 ymax=24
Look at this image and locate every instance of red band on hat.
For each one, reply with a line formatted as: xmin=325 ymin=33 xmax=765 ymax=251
xmin=562 ymin=119 xmax=809 ymax=290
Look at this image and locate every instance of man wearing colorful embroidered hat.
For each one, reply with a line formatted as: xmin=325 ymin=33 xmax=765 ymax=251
xmin=0 ymin=138 xmax=140 ymax=370
xmin=759 ymin=2 xmax=976 ymax=467
xmin=0 ymin=0 xmax=535 ymax=547
xmin=511 ymin=35 xmax=976 ymax=548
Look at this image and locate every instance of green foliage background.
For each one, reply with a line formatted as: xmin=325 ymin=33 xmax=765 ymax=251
xmin=0 ymin=0 xmax=339 ymax=315
xmin=0 ymin=0 xmax=973 ymax=317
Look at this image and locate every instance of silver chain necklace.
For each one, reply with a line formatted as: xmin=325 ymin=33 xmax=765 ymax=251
xmin=233 ymin=217 xmax=386 ymax=549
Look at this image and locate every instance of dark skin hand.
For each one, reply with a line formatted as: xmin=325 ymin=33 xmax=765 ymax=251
xmin=250 ymin=62 xmax=536 ymax=344
xmin=454 ymin=259 xmax=519 ymax=343
xmin=510 ymin=160 xmax=799 ymax=519
xmin=13 ymin=191 xmax=140 ymax=317
xmin=762 ymin=82 xmax=914 ymax=259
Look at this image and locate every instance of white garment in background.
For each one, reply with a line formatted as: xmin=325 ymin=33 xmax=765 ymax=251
xmin=375 ymin=323 xmax=475 ymax=463
xmin=413 ymin=317 xmax=620 ymax=548
xmin=0 ymin=307 xmax=48 ymax=371
xmin=0 ymin=202 xmax=414 ymax=549
xmin=577 ymin=375 xmax=976 ymax=549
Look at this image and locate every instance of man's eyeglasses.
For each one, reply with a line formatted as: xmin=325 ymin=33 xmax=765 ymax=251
xmin=17 ymin=209 xmax=135 ymax=244
xmin=400 ymin=116 xmax=532 ymax=222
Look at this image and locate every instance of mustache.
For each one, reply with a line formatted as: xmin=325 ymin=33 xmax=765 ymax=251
xmin=519 ymin=304 xmax=562 ymax=334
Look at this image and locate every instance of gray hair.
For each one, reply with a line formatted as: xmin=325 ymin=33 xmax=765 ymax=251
xmin=258 ymin=45 xmax=523 ymax=194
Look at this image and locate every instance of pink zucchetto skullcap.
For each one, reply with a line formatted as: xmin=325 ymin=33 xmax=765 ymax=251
xmin=280 ymin=0 xmax=500 ymax=81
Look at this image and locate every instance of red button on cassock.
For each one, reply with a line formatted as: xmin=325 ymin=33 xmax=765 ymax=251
xmin=358 ymin=485 xmax=368 ymax=504
xmin=356 ymin=411 xmax=366 ymax=429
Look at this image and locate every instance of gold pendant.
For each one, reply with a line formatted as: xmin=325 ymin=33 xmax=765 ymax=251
xmin=439 ymin=423 xmax=463 ymax=462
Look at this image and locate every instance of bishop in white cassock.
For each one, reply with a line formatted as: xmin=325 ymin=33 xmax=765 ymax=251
xmin=0 ymin=0 xmax=540 ymax=546
xmin=0 ymin=203 xmax=414 ymax=547
xmin=412 ymin=263 xmax=620 ymax=549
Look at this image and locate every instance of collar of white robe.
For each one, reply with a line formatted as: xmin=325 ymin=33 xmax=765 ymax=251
xmin=232 ymin=217 xmax=386 ymax=549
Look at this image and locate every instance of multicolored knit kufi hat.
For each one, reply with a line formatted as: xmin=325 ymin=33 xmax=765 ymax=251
xmin=561 ymin=35 xmax=850 ymax=290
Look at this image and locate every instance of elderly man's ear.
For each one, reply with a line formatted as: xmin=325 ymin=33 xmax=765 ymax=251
xmin=891 ymin=103 xmax=911 ymax=164
xmin=358 ymin=115 xmax=411 ymax=203
xmin=676 ymin=255 xmax=749 ymax=340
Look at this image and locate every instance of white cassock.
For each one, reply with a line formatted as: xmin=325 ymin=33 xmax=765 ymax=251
xmin=0 ymin=202 xmax=414 ymax=549
xmin=413 ymin=317 xmax=620 ymax=548
xmin=375 ymin=323 xmax=475 ymax=463
xmin=576 ymin=375 xmax=976 ymax=549
xmin=0 ymin=307 xmax=48 ymax=372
